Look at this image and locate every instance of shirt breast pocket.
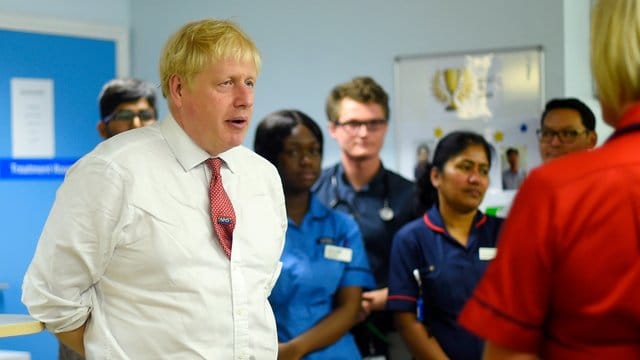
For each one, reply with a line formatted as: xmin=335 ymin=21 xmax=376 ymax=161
xmin=238 ymin=193 xmax=285 ymax=275
xmin=418 ymin=263 xmax=460 ymax=322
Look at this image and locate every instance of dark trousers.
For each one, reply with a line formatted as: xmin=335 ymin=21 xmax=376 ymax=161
xmin=353 ymin=311 xmax=393 ymax=358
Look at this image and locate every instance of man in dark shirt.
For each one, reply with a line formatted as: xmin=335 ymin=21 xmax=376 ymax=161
xmin=313 ymin=76 xmax=415 ymax=359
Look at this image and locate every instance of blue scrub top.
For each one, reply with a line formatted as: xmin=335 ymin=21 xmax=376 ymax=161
xmin=387 ymin=205 xmax=504 ymax=360
xmin=269 ymin=195 xmax=376 ymax=360
xmin=312 ymin=163 xmax=416 ymax=288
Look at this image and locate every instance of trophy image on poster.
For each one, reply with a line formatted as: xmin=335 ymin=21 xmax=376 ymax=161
xmin=432 ymin=67 xmax=474 ymax=111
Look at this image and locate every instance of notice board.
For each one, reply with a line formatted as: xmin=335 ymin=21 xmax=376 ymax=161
xmin=393 ymin=46 xmax=544 ymax=187
xmin=0 ymin=14 xmax=127 ymax=359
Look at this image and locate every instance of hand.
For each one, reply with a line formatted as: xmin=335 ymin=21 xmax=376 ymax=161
xmin=278 ymin=341 xmax=303 ymax=360
xmin=356 ymin=288 xmax=388 ymax=323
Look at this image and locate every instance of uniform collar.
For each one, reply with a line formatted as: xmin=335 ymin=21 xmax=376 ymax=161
xmin=615 ymin=102 xmax=640 ymax=130
xmin=422 ymin=205 xmax=487 ymax=234
xmin=288 ymin=194 xmax=332 ymax=227
xmin=335 ymin=162 xmax=387 ymax=192
xmin=308 ymin=194 xmax=332 ymax=220
xmin=160 ymin=115 xmax=240 ymax=173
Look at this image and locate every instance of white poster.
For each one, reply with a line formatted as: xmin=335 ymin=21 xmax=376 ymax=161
xmin=11 ymin=77 xmax=55 ymax=158
xmin=393 ymin=47 xmax=544 ymax=191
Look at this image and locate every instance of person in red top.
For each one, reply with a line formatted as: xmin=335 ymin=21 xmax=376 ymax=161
xmin=459 ymin=0 xmax=640 ymax=358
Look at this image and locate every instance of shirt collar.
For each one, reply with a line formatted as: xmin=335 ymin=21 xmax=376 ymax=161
xmin=615 ymin=102 xmax=640 ymax=129
xmin=423 ymin=205 xmax=487 ymax=234
xmin=287 ymin=194 xmax=331 ymax=227
xmin=335 ymin=162 xmax=387 ymax=192
xmin=160 ymin=115 xmax=241 ymax=173
xmin=308 ymin=194 xmax=331 ymax=220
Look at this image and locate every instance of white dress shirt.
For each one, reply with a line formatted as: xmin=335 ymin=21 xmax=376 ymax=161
xmin=22 ymin=116 xmax=287 ymax=359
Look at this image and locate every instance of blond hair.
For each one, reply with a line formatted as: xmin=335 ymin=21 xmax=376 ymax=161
xmin=159 ymin=18 xmax=261 ymax=97
xmin=591 ymin=0 xmax=640 ymax=115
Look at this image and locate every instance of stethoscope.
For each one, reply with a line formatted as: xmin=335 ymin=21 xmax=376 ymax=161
xmin=329 ymin=164 xmax=395 ymax=221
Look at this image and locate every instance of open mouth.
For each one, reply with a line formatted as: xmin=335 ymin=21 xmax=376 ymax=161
xmin=227 ymin=117 xmax=248 ymax=127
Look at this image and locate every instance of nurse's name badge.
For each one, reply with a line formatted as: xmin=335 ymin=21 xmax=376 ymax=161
xmin=324 ymin=244 xmax=353 ymax=263
xmin=479 ymin=247 xmax=497 ymax=261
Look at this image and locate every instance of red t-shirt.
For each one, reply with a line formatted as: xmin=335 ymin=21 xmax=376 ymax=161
xmin=459 ymin=104 xmax=640 ymax=358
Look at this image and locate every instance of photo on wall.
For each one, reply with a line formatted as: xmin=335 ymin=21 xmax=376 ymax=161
xmin=500 ymin=145 xmax=528 ymax=190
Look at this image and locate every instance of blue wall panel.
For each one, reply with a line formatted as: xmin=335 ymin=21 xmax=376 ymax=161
xmin=0 ymin=28 xmax=117 ymax=359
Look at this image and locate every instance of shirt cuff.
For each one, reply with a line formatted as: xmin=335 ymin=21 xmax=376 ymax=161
xmin=458 ymin=295 xmax=542 ymax=353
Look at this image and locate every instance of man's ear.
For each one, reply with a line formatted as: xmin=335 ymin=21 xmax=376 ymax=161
xmin=168 ymin=74 xmax=184 ymax=107
xmin=588 ymin=131 xmax=598 ymax=148
xmin=328 ymin=121 xmax=338 ymax=140
xmin=97 ymin=121 xmax=108 ymax=139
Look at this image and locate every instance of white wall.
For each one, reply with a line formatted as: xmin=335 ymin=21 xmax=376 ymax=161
xmin=131 ymin=0 xmax=566 ymax=170
xmin=1 ymin=0 xmax=601 ymax=168
xmin=563 ymin=0 xmax=612 ymax=144
xmin=0 ymin=0 xmax=130 ymax=27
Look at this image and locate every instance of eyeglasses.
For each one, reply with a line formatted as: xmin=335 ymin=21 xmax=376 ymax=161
xmin=536 ymin=128 xmax=589 ymax=143
xmin=103 ymin=109 xmax=156 ymax=124
xmin=334 ymin=119 xmax=387 ymax=134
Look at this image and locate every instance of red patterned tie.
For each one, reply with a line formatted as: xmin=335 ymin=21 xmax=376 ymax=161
xmin=207 ymin=158 xmax=235 ymax=258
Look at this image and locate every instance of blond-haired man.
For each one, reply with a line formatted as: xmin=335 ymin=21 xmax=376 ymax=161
xmin=23 ymin=19 xmax=286 ymax=359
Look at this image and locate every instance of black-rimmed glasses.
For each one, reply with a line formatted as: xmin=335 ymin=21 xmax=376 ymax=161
xmin=103 ymin=109 xmax=156 ymax=124
xmin=334 ymin=119 xmax=387 ymax=134
xmin=536 ymin=128 xmax=589 ymax=143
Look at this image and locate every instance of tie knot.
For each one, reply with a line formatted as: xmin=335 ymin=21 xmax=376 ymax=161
xmin=207 ymin=158 xmax=223 ymax=175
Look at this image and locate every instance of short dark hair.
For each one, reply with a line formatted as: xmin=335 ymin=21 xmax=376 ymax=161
xmin=99 ymin=78 xmax=157 ymax=120
xmin=505 ymin=147 xmax=518 ymax=156
xmin=416 ymin=143 xmax=430 ymax=156
xmin=254 ymin=109 xmax=323 ymax=166
xmin=541 ymin=98 xmax=596 ymax=131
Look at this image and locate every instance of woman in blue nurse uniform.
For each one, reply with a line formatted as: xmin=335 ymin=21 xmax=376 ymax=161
xmin=387 ymin=131 xmax=503 ymax=360
xmin=254 ymin=109 xmax=375 ymax=360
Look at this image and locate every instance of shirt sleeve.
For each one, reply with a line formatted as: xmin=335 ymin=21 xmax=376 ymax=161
xmin=22 ymin=155 xmax=126 ymax=333
xmin=459 ymin=172 xmax=556 ymax=353
xmin=338 ymin=214 xmax=376 ymax=290
xmin=387 ymin=223 xmax=421 ymax=313
xmin=264 ymin=163 xmax=288 ymax=293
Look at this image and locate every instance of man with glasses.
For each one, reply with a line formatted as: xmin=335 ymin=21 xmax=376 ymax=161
xmin=97 ymin=78 xmax=158 ymax=139
xmin=537 ymin=98 xmax=597 ymax=163
xmin=313 ymin=76 xmax=415 ymax=359
xmin=59 ymin=78 xmax=157 ymax=360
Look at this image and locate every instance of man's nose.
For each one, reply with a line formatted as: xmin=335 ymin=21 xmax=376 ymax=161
xmin=130 ymin=116 xmax=142 ymax=128
xmin=234 ymin=86 xmax=254 ymax=109
xmin=549 ymin=133 xmax=563 ymax=145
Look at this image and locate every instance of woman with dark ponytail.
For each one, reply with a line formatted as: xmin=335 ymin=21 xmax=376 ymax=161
xmin=387 ymin=130 xmax=503 ymax=359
